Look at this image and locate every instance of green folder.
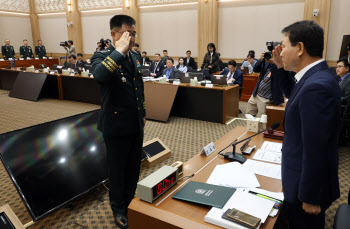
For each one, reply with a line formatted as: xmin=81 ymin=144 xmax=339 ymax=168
xmin=172 ymin=181 xmax=236 ymax=208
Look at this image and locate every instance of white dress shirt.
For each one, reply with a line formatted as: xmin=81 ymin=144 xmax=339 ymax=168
xmin=294 ymin=59 xmax=325 ymax=83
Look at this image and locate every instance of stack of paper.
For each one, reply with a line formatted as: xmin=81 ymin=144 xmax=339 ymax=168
xmin=242 ymin=159 xmax=281 ymax=180
xmin=253 ymin=141 xmax=283 ymax=164
xmin=205 ymin=189 xmax=275 ymax=229
xmin=206 ymin=162 xmax=260 ymax=188
xmin=249 ymin=188 xmax=284 ymax=217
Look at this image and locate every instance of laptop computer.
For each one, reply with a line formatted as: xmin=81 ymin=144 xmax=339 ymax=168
xmin=241 ymin=67 xmax=249 ymax=74
xmin=211 ymin=75 xmax=227 ymax=85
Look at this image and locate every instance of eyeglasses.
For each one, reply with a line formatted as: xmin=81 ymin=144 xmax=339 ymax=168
xmin=336 ymin=65 xmax=345 ymax=69
xmin=114 ymin=31 xmax=137 ymax=38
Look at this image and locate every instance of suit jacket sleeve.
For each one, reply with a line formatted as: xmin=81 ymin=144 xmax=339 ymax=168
xmin=35 ymin=46 xmax=38 ymax=56
xmin=253 ymin=59 xmax=263 ymax=73
xmin=341 ymin=82 xmax=350 ymax=104
xmin=20 ymin=47 xmax=24 ymax=57
xmin=235 ymin=71 xmax=243 ymax=87
xmin=43 ymin=46 xmax=46 ymax=56
xmin=201 ymin=53 xmax=208 ymax=69
xmin=174 ymin=68 xmax=180 ymax=79
xmin=155 ymin=64 xmax=164 ymax=78
xmin=91 ymin=50 xmax=125 ymax=84
xmin=298 ymin=82 xmax=339 ymax=205
xmin=211 ymin=53 xmax=220 ymax=69
xmin=12 ymin=47 xmax=15 ymax=56
xmin=275 ymin=68 xmax=295 ymax=98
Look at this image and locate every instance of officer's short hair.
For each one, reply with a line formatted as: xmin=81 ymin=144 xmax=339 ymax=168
xmin=38 ymin=40 xmax=41 ymax=42
xmin=142 ymin=51 xmax=147 ymax=54
xmin=133 ymin=43 xmax=139 ymax=47
xmin=163 ymin=50 xmax=168 ymax=53
xmin=77 ymin=53 xmax=83 ymax=57
xmin=166 ymin=57 xmax=174 ymax=63
xmin=110 ymin=15 xmax=136 ymax=31
xmin=23 ymin=39 xmax=27 ymax=42
xmin=186 ymin=50 xmax=191 ymax=54
xmin=69 ymin=54 xmax=77 ymax=60
xmin=155 ymin=53 xmax=160 ymax=57
xmin=68 ymin=40 xmax=73 ymax=45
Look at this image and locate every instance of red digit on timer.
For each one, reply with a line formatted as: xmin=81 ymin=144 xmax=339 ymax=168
xmin=157 ymin=176 xmax=175 ymax=195
xmin=157 ymin=183 xmax=162 ymax=195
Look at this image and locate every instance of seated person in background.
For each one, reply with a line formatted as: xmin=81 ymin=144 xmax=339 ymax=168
xmin=35 ymin=40 xmax=46 ymax=59
xmin=337 ymin=58 xmax=350 ymax=105
xmin=95 ymin=41 xmax=101 ymax=53
xmin=176 ymin=57 xmax=187 ymax=73
xmin=201 ymin=43 xmax=220 ymax=79
xmin=218 ymin=53 xmax=224 ymax=71
xmin=163 ymin=58 xmax=180 ymax=80
xmin=63 ymin=54 xmax=78 ymax=70
xmin=1 ymin=40 xmax=15 ymax=60
xmin=76 ymin=53 xmax=86 ymax=68
xmin=20 ymin=39 xmax=34 ymax=59
xmin=241 ymin=52 xmax=257 ymax=74
xmin=184 ymin=50 xmax=197 ymax=69
xmin=220 ymin=60 xmax=243 ymax=87
xmin=246 ymin=51 xmax=284 ymax=118
xmin=161 ymin=50 xmax=169 ymax=65
xmin=132 ymin=43 xmax=141 ymax=55
xmin=149 ymin=53 xmax=164 ymax=78
xmin=141 ymin=51 xmax=150 ymax=65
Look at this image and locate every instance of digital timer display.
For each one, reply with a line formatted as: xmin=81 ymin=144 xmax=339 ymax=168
xmin=152 ymin=171 xmax=177 ymax=200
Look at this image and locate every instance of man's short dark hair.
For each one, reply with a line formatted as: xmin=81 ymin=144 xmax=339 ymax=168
xmin=110 ymin=14 xmax=136 ymax=31
xmin=337 ymin=57 xmax=350 ymax=69
xmin=186 ymin=50 xmax=191 ymax=54
xmin=282 ymin=20 xmax=324 ymax=58
xmin=77 ymin=53 xmax=83 ymax=57
xmin=69 ymin=54 xmax=77 ymax=60
xmin=228 ymin=60 xmax=237 ymax=67
xmin=23 ymin=39 xmax=27 ymax=42
xmin=247 ymin=53 xmax=255 ymax=58
xmin=68 ymin=40 xmax=73 ymax=45
xmin=166 ymin=57 xmax=174 ymax=63
xmin=142 ymin=51 xmax=147 ymax=54
xmin=163 ymin=50 xmax=168 ymax=53
xmin=133 ymin=43 xmax=139 ymax=47
xmin=37 ymin=40 xmax=41 ymax=42
xmin=155 ymin=53 xmax=160 ymax=56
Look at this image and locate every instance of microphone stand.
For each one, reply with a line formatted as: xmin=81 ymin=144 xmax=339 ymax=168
xmin=223 ymin=126 xmax=275 ymax=164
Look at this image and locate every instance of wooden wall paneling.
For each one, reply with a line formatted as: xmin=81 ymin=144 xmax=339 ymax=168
xmin=29 ymin=0 xmax=40 ymax=47
xmin=303 ymin=0 xmax=331 ymax=58
xmin=123 ymin=0 xmax=141 ymax=50
xmin=66 ymin=0 xmax=83 ymax=54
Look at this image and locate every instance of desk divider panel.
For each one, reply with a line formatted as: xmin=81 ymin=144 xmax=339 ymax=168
xmin=9 ymin=72 xmax=47 ymax=101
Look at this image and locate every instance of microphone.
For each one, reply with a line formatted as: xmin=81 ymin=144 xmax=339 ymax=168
xmin=223 ymin=122 xmax=280 ymax=164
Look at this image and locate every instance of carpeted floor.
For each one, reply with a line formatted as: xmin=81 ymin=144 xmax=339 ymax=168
xmin=0 ymin=92 xmax=349 ymax=229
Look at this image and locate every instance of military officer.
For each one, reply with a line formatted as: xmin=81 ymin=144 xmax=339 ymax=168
xmin=35 ymin=40 xmax=46 ymax=59
xmin=1 ymin=40 xmax=15 ymax=60
xmin=20 ymin=39 xmax=34 ymax=59
xmin=91 ymin=14 xmax=145 ymax=229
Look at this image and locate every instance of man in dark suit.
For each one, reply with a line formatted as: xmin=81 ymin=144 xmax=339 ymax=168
xmin=336 ymin=58 xmax=350 ymax=105
xmin=273 ymin=20 xmax=340 ymax=229
xmin=141 ymin=51 xmax=150 ymax=65
xmin=162 ymin=57 xmax=180 ymax=80
xmin=220 ymin=60 xmax=243 ymax=87
xmin=184 ymin=50 xmax=197 ymax=69
xmin=91 ymin=15 xmax=145 ymax=229
xmin=149 ymin=53 xmax=164 ymax=78
xmin=76 ymin=53 xmax=86 ymax=68
xmin=63 ymin=54 xmax=78 ymax=70
xmin=132 ymin=43 xmax=141 ymax=55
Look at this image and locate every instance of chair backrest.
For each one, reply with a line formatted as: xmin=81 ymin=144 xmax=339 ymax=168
xmin=142 ymin=69 xmax=150 ymax=77
xmin=84 ymin=64 xmax=92 ymax=72
xmin=187 ymin=66 xmax=192 ymax=71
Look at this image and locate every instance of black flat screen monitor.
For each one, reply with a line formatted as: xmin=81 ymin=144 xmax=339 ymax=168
xmin=0 ymin=110 xmax=108 ymax=221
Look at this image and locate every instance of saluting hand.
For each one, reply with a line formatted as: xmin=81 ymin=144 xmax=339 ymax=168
xmin=273 ymin=45 xmax=284 ymax=69
xmin=302 ymin=202 xmax=321 ymax=215
xmin=115 ymin=31 xmax=131 ymax=54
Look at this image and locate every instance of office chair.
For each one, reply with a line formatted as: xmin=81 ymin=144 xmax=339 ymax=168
xmin=142 ymin=69 xmax=150 ymax=77
xmin=333 ymin=189 xmax=350 ymax=229
xmin=339 ymin=99 xmax=350 ymax=144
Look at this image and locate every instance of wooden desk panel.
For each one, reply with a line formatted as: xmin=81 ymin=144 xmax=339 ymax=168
xmin=129 ymin=126 xmax=282 ymax=229
xmin=0 ymin=69 xmax=20 ymax=90
xmin=0 ymin=59 xmax=59 ymax=69
xmin=266 ymin=103 xmax=286 ymax=132
xmin=241 ymin=74 xmax=259 ymax=102
xmin=144 ymin=82 xmax=179 ymax=122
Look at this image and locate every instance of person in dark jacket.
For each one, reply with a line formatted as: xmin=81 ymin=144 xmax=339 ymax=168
xmin=201 ymin=43 xmax=220 ymax=79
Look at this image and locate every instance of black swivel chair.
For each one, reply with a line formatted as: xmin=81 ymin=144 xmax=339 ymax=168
xmin=333 ymin=189 xmax=350 ymax=229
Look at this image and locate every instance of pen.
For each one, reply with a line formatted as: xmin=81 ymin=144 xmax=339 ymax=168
xmin=248 ymin=191 xmax=282 ymax=204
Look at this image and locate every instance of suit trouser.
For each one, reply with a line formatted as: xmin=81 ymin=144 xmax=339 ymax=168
xmin=246 ymin=94 xmax=271 ymax=118
xmin=103 ymin=133 xmax=143 ymax=216
xmin=284 ymin=201 xmax=329 ymax=229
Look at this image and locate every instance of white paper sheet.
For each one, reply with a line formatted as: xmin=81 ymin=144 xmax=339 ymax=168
xmin=242 ymin=159 xmax=281 ymax=180
xmin=253 ymin=149 xmax=282 ymax=164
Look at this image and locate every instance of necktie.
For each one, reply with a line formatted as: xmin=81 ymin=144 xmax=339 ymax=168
xmin=154 ymin=62 xmax=159 ymax=73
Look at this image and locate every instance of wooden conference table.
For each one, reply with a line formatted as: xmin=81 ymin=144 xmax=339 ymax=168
xmin=0 ymin=68 xmax=239 ymax=123
xmin=0 ymin=58 xmax=59 ymax=69
xmin=129 ymin=126 xmax=282 ymax=229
